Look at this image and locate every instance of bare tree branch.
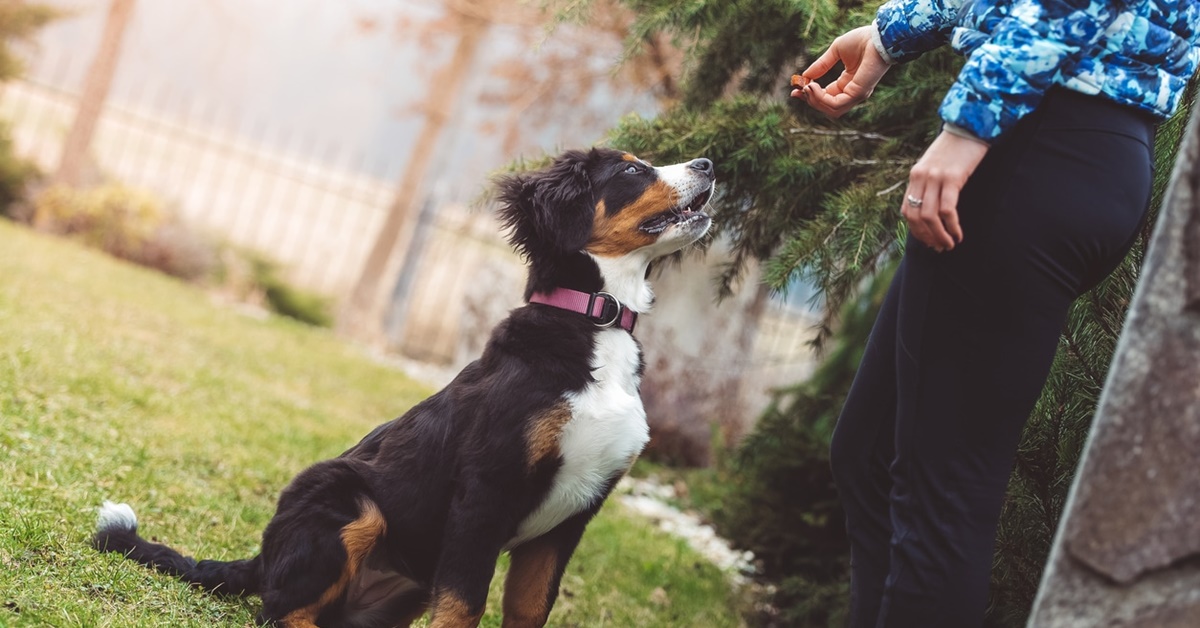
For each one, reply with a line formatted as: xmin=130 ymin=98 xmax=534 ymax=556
xmin=788 ymin=127 xmax=891 ymax=141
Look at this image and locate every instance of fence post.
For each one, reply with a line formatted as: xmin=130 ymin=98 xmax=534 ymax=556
xmin=1027 ymin=98 xmax=1200 ymax=625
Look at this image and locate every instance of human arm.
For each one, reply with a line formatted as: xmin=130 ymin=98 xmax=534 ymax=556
xmin=795 ymin=0 xmax=982 ymax=249
xmin=937 ymin=0 xmax=1131 ymax=142
xmin=794 ymin=0 xmax=964 ymax=115
xmin=907 ymin=0 xmax=1131 ymax=250
xmin=803 ymin=0 xmax=1132 ymax=249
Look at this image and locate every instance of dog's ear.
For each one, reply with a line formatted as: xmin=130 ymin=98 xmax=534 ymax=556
xmin=496 ymin=150 xmax=596 ymax=257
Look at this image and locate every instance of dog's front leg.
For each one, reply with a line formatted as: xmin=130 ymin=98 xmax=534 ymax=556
xmin=501 ymin=507 xmax=595 ymax=628
xmin=427 ymin=487 xmax=517 ymax=628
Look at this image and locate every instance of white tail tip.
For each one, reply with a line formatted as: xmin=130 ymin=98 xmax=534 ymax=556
xmin=97 ymin=500 xmax=138 ymax=532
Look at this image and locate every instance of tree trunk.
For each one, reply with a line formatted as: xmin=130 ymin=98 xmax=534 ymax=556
xmin=339 ymin=1 xmax=489 ymax=342
xmin=53 ymin=0 xmax=136 ymax=192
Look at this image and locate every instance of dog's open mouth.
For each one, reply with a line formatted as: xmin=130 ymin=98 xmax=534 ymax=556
xmin=638 ymin=187 xmax=713 ymax=234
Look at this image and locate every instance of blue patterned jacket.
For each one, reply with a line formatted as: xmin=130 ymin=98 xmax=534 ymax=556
xmin=873 ymin=0 xmax=1200 ymax=142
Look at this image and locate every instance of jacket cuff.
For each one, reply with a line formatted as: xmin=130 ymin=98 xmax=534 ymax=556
xmin=941 ymin=122 xmax=991 ymax=146
xmin=870 ymin=22 xmax=898 ymax=66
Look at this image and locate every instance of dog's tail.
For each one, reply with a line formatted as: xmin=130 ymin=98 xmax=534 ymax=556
xmin=92 ymin=501 xmax=261 ymax=596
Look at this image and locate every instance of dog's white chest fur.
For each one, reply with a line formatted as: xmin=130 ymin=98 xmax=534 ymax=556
xmin=510 ymin=329 xmax=648 ymax=546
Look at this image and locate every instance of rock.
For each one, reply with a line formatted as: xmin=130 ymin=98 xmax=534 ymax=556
xmin=1028 ymin=98 xmax=1200 ymax=625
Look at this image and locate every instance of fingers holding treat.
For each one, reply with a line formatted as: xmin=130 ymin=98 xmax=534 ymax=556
xmin=790 ymin=74 xmax=812 ymax=99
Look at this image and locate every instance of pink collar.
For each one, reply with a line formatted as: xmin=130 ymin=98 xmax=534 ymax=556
xmin=529 ymin=288 xmax=638 ymax=333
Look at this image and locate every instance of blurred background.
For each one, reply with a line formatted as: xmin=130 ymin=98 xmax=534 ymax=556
xmin=1 ymin=0 xmax=820 ymax=466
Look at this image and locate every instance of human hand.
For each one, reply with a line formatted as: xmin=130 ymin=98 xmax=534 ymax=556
xmin=902 ymin=130 xmax=989 ymax=252
xmin=792 ymin=25 xmax=890 ymax=118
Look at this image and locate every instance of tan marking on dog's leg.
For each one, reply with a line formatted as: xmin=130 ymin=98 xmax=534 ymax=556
xmin=429 ymin=590 xmax=483 ymax=627
xmin=279 ymin=608 xmax=320 ymax=628
xmin=340 ymin=499 xmax=387 ymax=572
xmin=279 ymin=499 xmax=387 ymax=626
xmin=502 ymin=540 xmax=560 ymax=628
xmin=586 ymin=181 xmax=678 ymax=257
xmin=524 ymin=403 xmax=573 ymax=471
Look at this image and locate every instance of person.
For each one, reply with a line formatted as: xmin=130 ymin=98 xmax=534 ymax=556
xmin=793 ymin=1 xmax=1200 ymax=626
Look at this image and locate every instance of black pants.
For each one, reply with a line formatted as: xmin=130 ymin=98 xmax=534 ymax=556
xmin=831 ymin=87 xmax=1156 ymax=628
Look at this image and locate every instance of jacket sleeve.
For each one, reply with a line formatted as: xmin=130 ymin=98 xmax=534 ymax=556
xmin=874 ymin=0 xmax=969 ymax=64
xmin=937 ymin=0 xmax=1130 ymax=142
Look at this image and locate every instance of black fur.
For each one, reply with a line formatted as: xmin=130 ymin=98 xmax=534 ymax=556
xmin=92 ymin=147 xmax=713 ymax=627
xmin=93 ymin=517 xmax=261 ymax=595
xmin=497 ymin=148 xmax=660 ymax=300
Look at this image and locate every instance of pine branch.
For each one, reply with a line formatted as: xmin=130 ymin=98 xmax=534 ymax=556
xmin=876 ymin=180 xmax=905 ymax=196
xmin=787 ymin=127 xmax=893 ymax=141
xmin=1086 ymin=288 xmax=1121 ymax=343
xmin=1060 ymin=326 xmax=1104 ymax=391
xmin=850 ymin=158 xmax=913 ymax=166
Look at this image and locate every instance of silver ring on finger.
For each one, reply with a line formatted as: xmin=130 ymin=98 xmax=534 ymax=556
xmin=906 ymin=194 xmax=923 ymax=208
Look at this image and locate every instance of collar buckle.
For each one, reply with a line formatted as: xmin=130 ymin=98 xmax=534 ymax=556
xmin=588 ymin=291 xmax=622 ymax=328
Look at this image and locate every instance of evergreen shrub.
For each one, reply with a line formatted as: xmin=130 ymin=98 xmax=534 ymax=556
xmin=0 ymin=123 xmax=36 ymax=218
xmin=0 ymin=1 xmax=56 ymax=217
xmin=710 ymin=266 xmax=892 ymax=627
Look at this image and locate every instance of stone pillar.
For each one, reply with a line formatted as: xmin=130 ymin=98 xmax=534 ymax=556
xmin=1027 ymin=103 xmax=1200 ymax=625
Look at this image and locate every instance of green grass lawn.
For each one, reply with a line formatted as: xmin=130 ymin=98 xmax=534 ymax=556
xmin=0 ymin=221 xmax=744 ymax=627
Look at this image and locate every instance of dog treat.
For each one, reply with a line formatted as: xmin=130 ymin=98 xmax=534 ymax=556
xmin=791 ymin=74 xmax=811 ymax=90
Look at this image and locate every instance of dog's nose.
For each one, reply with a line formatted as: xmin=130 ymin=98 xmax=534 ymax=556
xmin=688 ymin=158 xmax=714 ymax=178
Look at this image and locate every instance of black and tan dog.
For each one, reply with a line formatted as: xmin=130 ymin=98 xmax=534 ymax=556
xmin=93 ymin=148 xmax=715 ymax=627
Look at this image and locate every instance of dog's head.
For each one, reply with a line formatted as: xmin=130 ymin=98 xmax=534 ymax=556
xmin=496 ymin=148 xmax=714 ymax=301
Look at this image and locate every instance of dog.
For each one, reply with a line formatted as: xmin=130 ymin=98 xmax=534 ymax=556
xmin=92 ymin=147 xmax=715 ymax=627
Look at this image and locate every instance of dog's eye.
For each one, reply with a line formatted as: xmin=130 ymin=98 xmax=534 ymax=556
xmin=624 ymin=165 xmax=640 ymax=175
